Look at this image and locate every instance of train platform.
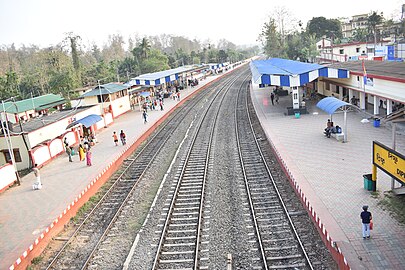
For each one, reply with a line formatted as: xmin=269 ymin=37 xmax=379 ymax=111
xmin=0 ymin=69 xmax=228 ymax=270
xmin=250 ymin=86 xmax=405 ymax=269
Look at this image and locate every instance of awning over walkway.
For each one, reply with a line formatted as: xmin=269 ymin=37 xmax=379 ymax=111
xmin=138 ymin=92 xmax=151 ymax=97
xmin=316 ymin=97 xmax=352 ymax=114
xmin=250 ymin=58 xmax=350 ymax=87
xmin=66 ymin=114 xmax=103 ymax=129
xmin=129 ymin=65 xmax=206 ymax=86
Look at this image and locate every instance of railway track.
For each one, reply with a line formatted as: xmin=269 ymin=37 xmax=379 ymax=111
xmin=151 ymin=72 xmax=250 ymax=269
xmin=235 ymin=78 xmax=335 ymax=269
xmin=44 ymin=68 xmax=245 ymax=269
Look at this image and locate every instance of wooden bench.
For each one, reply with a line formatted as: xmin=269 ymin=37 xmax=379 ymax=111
xmin=330 ymin=132 xmax=344 ymax=141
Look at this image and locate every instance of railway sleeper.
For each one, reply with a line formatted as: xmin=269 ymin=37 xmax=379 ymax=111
xmin=267 ymin=254 xmax=303 ymax=261
xmin=267 ymin=262 xmax=306 ymax=269
xmin=265 ymin=245 xmax=297 ymax=251
xmin=169 ymin=222 xmax=197 ymax=227
xmin=167 ymin=229 xmax=196 ymax=234
xmin=163 ymin=242 xmax=195 ymax=247
xmin=173 ymin=206 xmax=200 ymax=211
xmin=262 ymin=237 xmax=294 ymax=243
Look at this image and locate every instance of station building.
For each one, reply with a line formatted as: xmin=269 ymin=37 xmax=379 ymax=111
xmin=317 ymin=61 xmax=405 ymax=116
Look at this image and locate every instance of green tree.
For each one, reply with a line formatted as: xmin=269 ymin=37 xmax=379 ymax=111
xmin=307 ymin=17 xmax=342 ymax=39
xmin=368 ymin=11 xmax=384 ymax=52
xmin=353 ymin=28 xmax=369 ymax=42
xmin=0 ymin=71 xmax=20 ymax=100
xmin=140 ymin=49 xmax=170 ymax=73
xmin=259 ymin=18 xmax=284 ymax=58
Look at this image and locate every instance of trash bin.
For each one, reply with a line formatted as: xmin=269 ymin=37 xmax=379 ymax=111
xmin=363 ymin=174 xmax=374 ymax=191
xmin=373 ymin=119 xmax=380 ymax=127
xmin=295 ymin=112 xmax=300 ymax=119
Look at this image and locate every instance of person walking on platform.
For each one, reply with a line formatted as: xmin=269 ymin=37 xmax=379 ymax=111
xmin=78 ymin=144 xmax=85 ymax=161
xmin=66 ymin=145 xmax=73 ymax=162
xmin=275 ymin=93 xmax=279 ymax=104
xmin=143 ymin=110 xmax=148 ymax=123
xmin=360 ymin=205 xmax=372 ymax=239
xmin=270 ymin=92 xmax=275 ymax=105
xmin=113 ymin=131 xmax=119 ymax=146
xmin=159 ymin=100 xmax=164 ymax=111
xmin=120 ymin=130 xmax=126 ymax=145
xmin=86 ymin=149 xmax=92 ymax=166
xmin=32 ymin=164 xmax=42 ymax=190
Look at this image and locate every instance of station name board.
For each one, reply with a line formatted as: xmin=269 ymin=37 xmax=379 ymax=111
xmin=373 ymin=141 xmax=405 ymax=184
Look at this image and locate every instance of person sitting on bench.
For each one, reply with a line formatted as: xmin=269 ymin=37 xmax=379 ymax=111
xmin=324 ymin=119 xmax=334 ymax=138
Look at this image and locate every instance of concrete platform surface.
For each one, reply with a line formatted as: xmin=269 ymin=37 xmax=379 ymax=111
xmin=251 ymin=85 xmax=405 ymax=270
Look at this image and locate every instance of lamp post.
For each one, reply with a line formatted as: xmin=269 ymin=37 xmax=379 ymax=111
xmin=1 ymin=98 xmax=21 ymax=185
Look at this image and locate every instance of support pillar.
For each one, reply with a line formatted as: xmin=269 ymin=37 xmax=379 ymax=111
xmin=348 ymin=89 xmax=353 ymax=102
xmin=373 ymin=96 xmax=380 ymax=115
xmin=387 ymin=100 xmax=393 ymax=115
xmin=359 ymin=91 xmax=366 ymax=110
xmin=372 ymin=164 xmax=377 ymax=192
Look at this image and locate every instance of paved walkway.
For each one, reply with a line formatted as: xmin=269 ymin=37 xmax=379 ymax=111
xmin=0 ymin=70 xmax=226 ymax=269
xmin=251 ymin=86 xmax=405 ymax=270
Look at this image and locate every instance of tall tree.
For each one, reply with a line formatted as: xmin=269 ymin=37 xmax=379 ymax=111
xmin=307 ymin=17 xmax=342 ymax=40
xmin=368 ymin=11 xmax=384 ymax=52
xmin=139 ymin=38 xmax=151 ymax=60
xmin=259 ymin=18 xmax=284 ymax=58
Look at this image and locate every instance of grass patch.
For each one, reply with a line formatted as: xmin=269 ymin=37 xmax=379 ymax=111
xmin=31 ymin=256 xmax=43 ymax=265
xmin=377 ymin=191 xmax=405 ymax=224
xmin=71 ymin=193 xmax=102 ymax=223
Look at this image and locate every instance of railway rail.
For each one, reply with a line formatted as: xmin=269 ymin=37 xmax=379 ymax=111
xmin=151 ymin=72 xmax=250 ymax=269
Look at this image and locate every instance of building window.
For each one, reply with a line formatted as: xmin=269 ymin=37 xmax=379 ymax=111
xmin=2 ymin=148 xmax=22 ymax=163
xmin=339 ymin=49 xmax=344 ymax=54
xmin=356 ymin=48 xmax=360 ymax=53
xmin=367 ymin=48 xmax=374 ymax=54
xmin=325 ymin=82 xmax=330 ymax=90
xmin=357 ymin=76 xmax=360 ymax=81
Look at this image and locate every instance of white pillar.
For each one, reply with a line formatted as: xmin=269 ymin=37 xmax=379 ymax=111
xmin=359 ymin=91 xmax=366 ymax=110
xmin=338 ymin=86 xmax=343 ymax=100
xmin=373 ymin=96 xmax=380 ymax=115
xmin=349 ymin=89 xmax=354 ymax=103
xmin=387 ymin=100 xmax=393 ymax=115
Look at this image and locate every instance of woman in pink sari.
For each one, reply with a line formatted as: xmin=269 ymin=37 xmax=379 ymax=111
xmin=86 ymin=149 xmax=92 ymax=166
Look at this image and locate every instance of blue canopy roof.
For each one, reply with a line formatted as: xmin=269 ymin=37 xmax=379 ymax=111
xmin=250 ymin=58 xmax=350 ymax=87
xmin=316 ymin=97 xmax=352 ymax=115
xmin=129 ymin=65 xmax=206 ymax=86
xmin=66 ymin=114 xmax=103 ymax=129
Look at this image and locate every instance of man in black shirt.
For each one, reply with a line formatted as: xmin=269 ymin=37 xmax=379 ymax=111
xmin=360 ymin=205 xmax=372 ymax=239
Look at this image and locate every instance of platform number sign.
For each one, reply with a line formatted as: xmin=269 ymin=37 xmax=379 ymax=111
xmin=373 ymin=141 xmax=405 ymax=184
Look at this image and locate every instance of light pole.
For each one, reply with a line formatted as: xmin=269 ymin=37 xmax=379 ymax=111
xmin=98 ymin=80 xmax=104 ymax=114
xmin=1 ymin=98 xmax=21 ymax=185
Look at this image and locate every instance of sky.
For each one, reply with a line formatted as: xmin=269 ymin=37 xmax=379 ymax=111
xmin=0 ymin=0 xmax=404 ymax=49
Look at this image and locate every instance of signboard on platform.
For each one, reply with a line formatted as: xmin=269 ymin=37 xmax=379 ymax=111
xmin=373 ymin=141 xmax=405 ymax=184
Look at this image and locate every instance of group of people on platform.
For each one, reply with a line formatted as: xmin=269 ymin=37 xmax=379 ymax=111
xmin=64 ymin=135 xmax=95 ymax=166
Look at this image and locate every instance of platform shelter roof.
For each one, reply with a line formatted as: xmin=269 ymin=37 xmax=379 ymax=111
xmin=250 ymin=58 xmax=350 ymax=87
xmin=130 ymin=65 xmax=206 ymax=86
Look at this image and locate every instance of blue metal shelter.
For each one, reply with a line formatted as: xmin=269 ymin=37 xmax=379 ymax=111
xmin=250 ymin=58 xmax=350 ymax=87
xmin=66 ymin=114 xmax=103 ymax=129
xmin=316 ymin=97 xmax=351 ymax=114
xmin=316 ymin=97 xmax=353 ymax=142
xmin=129 ymin=65 xmax=207 ymax=86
